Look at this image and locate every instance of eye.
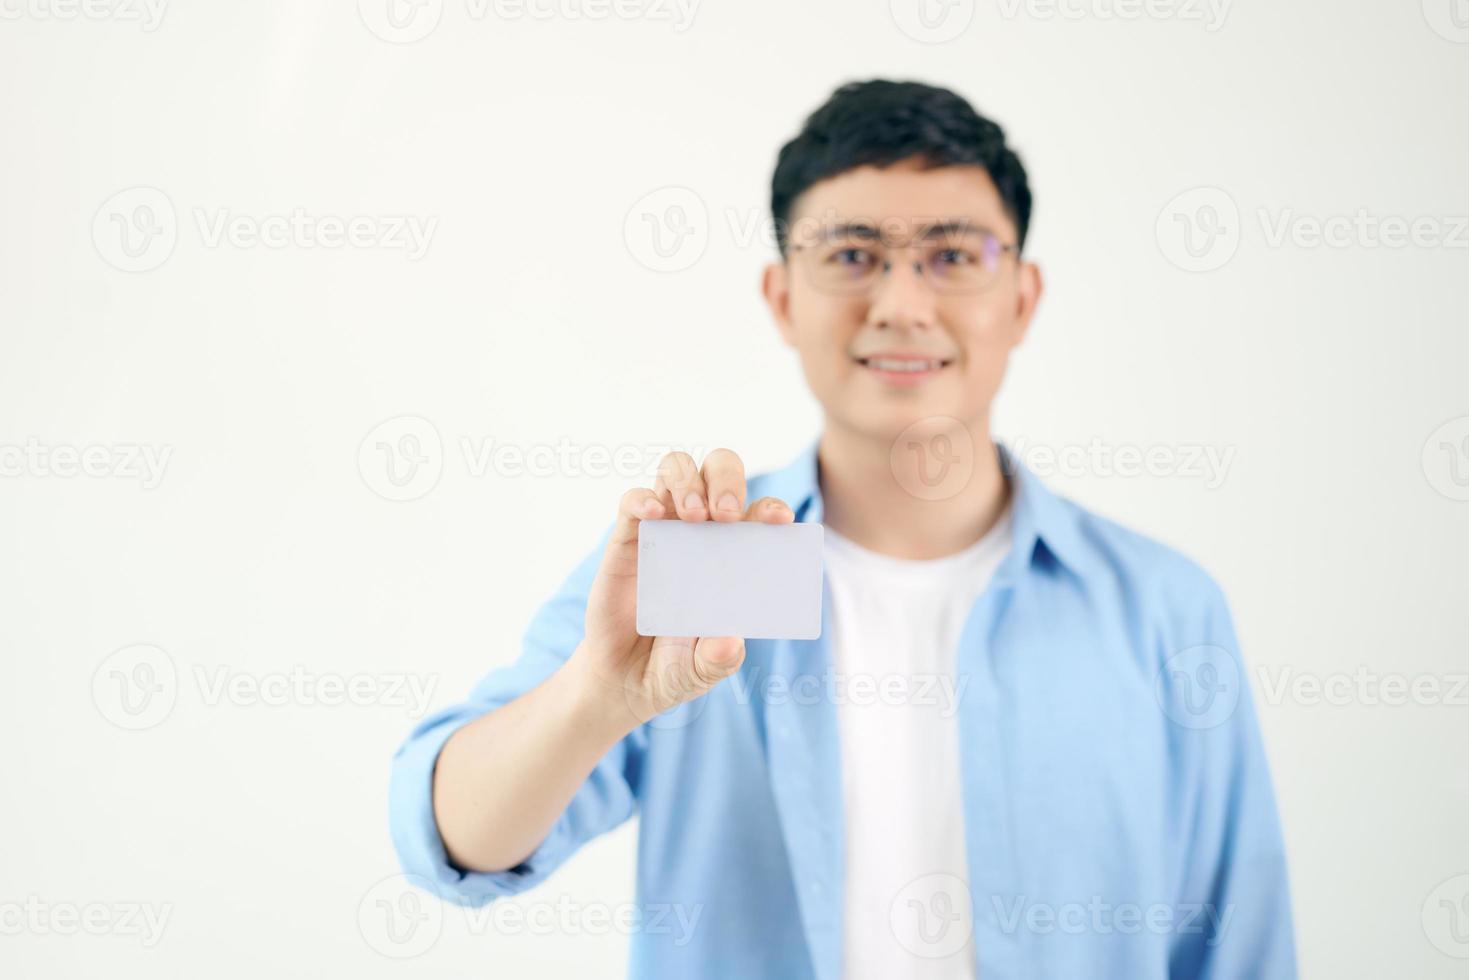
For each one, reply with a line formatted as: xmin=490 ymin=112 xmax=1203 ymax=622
xmin=933 ymin=248 xmax=977 ymax=267
xmin=829 ymin=247 xmax=876 ymax=268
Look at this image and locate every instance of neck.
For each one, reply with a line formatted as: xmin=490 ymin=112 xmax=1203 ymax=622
xmin=817 ymin=416 xmax=1011 ymax=560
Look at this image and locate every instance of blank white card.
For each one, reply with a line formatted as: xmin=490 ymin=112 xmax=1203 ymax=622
xmin=636 ymin=519 xmax=824 ymax=640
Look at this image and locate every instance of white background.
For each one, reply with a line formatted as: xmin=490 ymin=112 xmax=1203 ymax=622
xmin=2 ymin=0 xmax=1467 ymax=976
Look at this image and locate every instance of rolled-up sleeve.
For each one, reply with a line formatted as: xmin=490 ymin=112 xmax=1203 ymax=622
xmin=387 ymin=522 xmax=645 ymax=907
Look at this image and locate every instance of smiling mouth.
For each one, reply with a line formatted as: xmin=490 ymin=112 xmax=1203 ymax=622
xmin=854 ymin=356 xmax=954 ymax=373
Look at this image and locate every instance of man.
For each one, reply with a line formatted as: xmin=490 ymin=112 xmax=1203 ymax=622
xmin=389 ymin=78 xmax=1296 ymax=978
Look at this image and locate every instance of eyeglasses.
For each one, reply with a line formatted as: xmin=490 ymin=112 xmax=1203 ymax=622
xmin=786 ymin=220 xmax=1020 ymax=296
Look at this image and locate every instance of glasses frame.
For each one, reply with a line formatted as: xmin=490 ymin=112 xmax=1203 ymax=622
xmin=785 ymin=221 xmax=1021 ymax=296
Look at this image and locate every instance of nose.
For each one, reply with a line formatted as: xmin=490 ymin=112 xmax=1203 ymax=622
xmin=866 ymin=255 xmax=938 ymax=332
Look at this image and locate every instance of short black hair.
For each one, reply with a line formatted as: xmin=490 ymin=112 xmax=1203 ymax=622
xmin=770 ymin=79 xmax=1032 ymax=256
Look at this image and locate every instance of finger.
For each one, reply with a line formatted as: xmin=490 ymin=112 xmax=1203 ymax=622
xmin=649 ymin=468 xmax=677 ymax=517
xmin=744 ymin=495 xmax=795 ymax=524
xmin=643 ymin=635 xmax=701 ymax=710
xmin=691 ymin=635 xmax=746 ymax=688
xmin=600 ymin=487 xmax=665 ymax=580
xmin=653 ymin=451 xmax=709 ymax=522
xmin=700 ymin=448 xmax=747 ymax=522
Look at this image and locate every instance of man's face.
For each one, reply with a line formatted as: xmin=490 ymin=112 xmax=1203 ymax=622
xmin=762 ymin=158 xmax=1042 ymax=442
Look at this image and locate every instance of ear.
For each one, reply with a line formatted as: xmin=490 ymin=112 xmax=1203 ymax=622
xmin=1010 ymin=259 xmax=1043 ymax=346
xmin=762 ymin=260 xmax=797 ymax=348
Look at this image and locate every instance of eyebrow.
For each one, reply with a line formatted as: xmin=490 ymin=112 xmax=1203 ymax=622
xmin=806 ymin=220 xmax=997 ymax=243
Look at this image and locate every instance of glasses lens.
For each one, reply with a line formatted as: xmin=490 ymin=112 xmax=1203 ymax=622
xmin=924 ymin=233 xmax=1003 ymax=293
xmin=804 ymin=240 xmax=881 ymax=294
xmin=792 ymin=228 xmax=1012 ymax=295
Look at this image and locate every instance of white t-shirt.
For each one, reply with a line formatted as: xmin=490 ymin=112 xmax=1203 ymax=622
xmin=823 ymin=506 xmax=1014 ymax=980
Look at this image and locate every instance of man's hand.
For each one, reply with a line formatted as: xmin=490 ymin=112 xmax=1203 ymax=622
xmin=575 ymin=448 xmax=795 ymax=728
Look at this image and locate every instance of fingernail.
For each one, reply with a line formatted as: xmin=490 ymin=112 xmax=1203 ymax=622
xmin=717 ymin=493 xmax=740 ymax=513
xmin=640 ymin=498 xmax=662 ymax=517
xmin=683 ymin=492 xmax=703 ymax=511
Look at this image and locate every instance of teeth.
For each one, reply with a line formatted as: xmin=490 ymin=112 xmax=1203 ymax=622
xmin=866 ymin=358 xmax=943 ymax=372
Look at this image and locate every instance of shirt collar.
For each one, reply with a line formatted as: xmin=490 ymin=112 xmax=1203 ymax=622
xmin=762 ymin=433 xmax=1089 ymax=581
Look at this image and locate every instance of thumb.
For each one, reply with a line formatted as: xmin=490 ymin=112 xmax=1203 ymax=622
xmin=692 ymin=636 xmax=746 ymax=688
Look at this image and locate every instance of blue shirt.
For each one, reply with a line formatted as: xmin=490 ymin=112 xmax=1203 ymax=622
xmin=388 ymin=437 xmax=1297 ymax=979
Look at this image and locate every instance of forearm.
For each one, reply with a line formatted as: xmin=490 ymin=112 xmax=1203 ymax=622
xmin=431 ymin=645 xmax=637 ymax=874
